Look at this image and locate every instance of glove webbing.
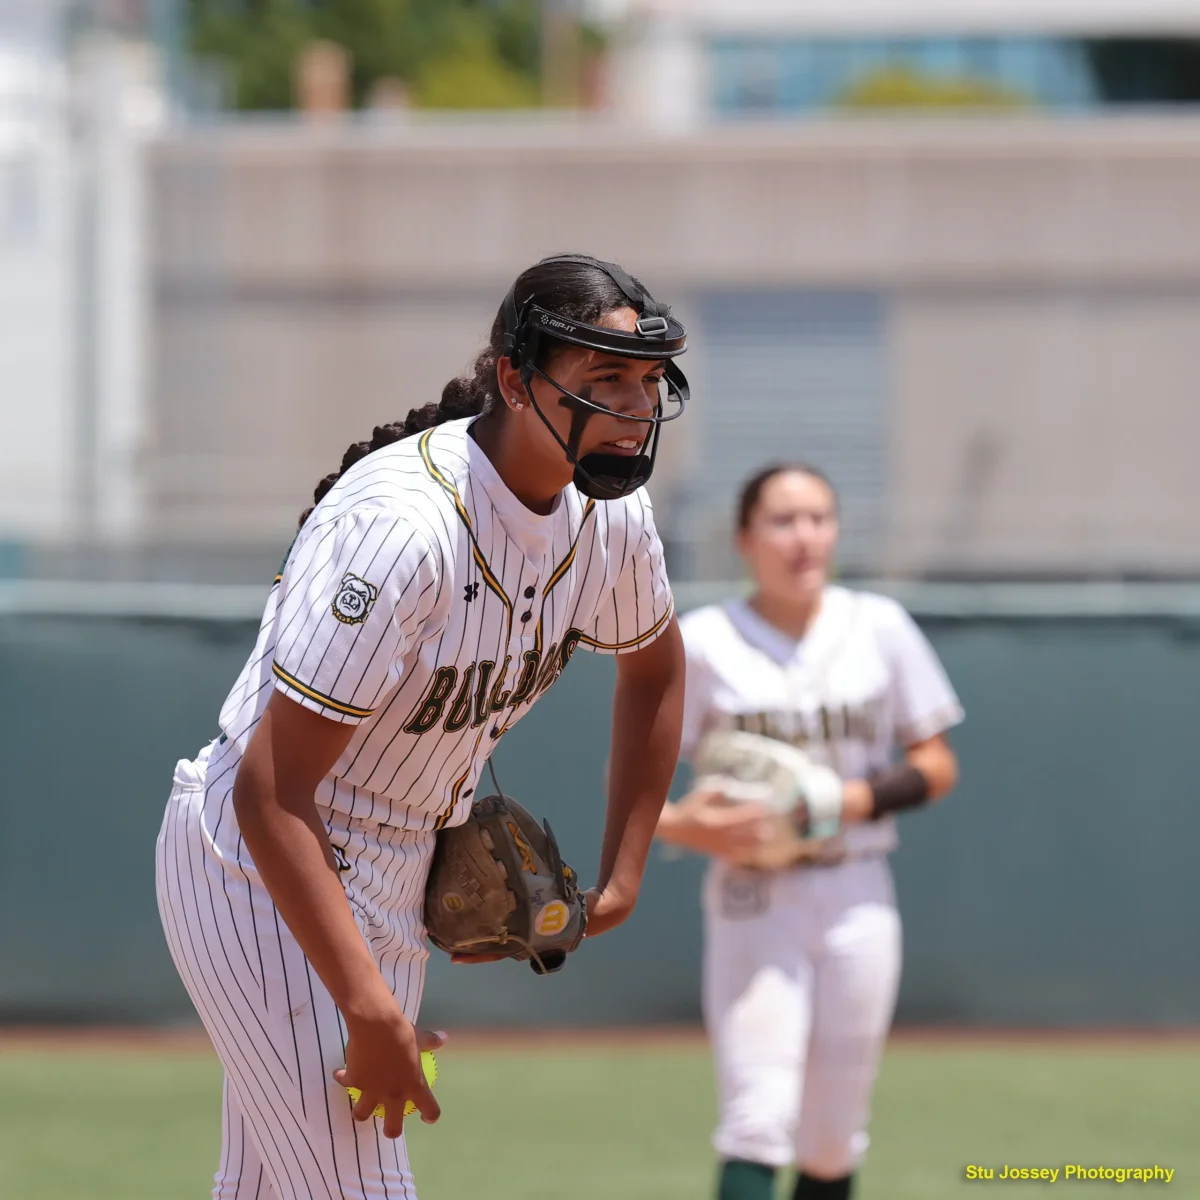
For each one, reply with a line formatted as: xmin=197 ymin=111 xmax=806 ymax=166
xmin=481 ymin=757 xmax=562 ymax=974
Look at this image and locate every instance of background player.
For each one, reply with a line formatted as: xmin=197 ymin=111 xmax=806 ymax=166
xmin=155 ymin=254 xmax=687 ymax=1199
xmin=656 ymin=463 xmax=963 ymax=1200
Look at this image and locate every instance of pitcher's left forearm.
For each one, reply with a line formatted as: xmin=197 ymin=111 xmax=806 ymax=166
xmin=593 ymin=618 xmax=685 ymax=930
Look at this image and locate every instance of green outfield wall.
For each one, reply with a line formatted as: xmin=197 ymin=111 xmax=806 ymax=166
xmin=2 ymin=582 xmax=1197 ymax=1027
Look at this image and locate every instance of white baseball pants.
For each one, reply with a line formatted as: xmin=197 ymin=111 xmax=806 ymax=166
xmin=702 ymin=857 xmax=902 ymax=1177
xmin=156 ymin=752 xmax=434 ymax=1200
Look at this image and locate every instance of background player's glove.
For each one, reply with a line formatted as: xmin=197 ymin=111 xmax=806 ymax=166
xmin=692 ymin=730 xmax=845 ymax=871
xmin=423 ymin=793 xmax=587 ymax=974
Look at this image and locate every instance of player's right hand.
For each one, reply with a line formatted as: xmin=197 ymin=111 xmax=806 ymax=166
xmin=658 ymin=788 xmax=775 ymax=861
xmin=333 ymin=1005 xmax=443 ymax=1139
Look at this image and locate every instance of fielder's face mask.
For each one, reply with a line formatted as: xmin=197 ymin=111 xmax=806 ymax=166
xmin=501 ymin=254 xmax=688 ymax=501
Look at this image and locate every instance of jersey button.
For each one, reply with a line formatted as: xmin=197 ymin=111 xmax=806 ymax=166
xmin=523 ymin=586 xmax=535 ymax=599
xmin=520 ymin=611 xmax=532 ymax=621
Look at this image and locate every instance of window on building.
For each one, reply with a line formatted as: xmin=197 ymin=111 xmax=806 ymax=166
xmin=709 ymin=36 xmax=1200 ymax=115
xmin=667 ymin=291 xmax=887 ymax=581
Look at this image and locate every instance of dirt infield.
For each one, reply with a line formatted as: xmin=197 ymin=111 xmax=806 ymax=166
xmin=4 ymin=1023 xmax=1200 ymax=1055
xmin=0 ymin=1025 xmax=706 ymax=1055
xmin=0 ymin=1025 xmax=217 ymax=1055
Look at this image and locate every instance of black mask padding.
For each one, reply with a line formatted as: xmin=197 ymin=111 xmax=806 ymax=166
xmin=563 ymin=391 xmax=594 ymax=461
xmin=558 ymin=387 xmax=655 ymax=501
xmin=574 ymin=450 xmax=654 ymax=500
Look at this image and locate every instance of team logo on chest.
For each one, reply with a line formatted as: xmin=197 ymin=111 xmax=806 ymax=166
xmin=331 ymin=572 xmax=379 ymax=625
xmin=401 ymin=630 xmax=585 ymax=736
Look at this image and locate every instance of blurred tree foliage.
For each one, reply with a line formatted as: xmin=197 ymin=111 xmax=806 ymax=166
xmin=187 ymin=0 xmax=548 ymax=110
xmin=835 ymin=65 xmax=1030 ymax=111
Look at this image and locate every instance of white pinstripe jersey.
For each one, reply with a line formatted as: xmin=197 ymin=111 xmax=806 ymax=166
xmin=203 ymin=417 xmax=674 ymax=834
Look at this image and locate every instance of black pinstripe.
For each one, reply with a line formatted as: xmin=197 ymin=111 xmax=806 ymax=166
xmin=158 ymin=794 xmax=324 ymax=1195
xmin=157 ymin=773 xmax=427 ymax=1198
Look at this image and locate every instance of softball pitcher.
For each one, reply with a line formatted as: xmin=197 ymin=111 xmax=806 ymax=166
xmin=657 ymin=463 xmax=963 ymax=1200
xmin=155 ymin=254 xmax=688 ymax=1200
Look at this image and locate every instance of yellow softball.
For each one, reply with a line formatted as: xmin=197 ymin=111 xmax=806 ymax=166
xmin=345 ymin=1050 xmax=438 ymax=1118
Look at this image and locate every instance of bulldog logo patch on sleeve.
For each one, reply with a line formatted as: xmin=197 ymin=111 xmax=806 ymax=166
xmin=331 ymin=573 xmax=378 ymax=625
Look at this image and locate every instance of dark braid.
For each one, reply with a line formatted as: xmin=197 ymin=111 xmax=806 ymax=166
xmin=297 ymin=346 xmax=499 ymax=527
xmin=297 ymin=254 xmax=642 ymax=528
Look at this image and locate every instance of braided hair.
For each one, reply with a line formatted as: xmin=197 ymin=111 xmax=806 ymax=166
xmin=297 ymin=255 xmax=644 ymax=527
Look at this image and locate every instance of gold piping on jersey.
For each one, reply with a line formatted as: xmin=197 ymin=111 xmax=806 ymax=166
xmin=533 ymin=498 xmax=596 ymax=661
xmin=483 ymin=497 xmax=595 ymax=746
xmin=576 ymin=600 xmax=675 ymax=652
xmin=418 ymin=428 xmax=514 ymax=641
xmin=271 ymin=661 xmax=375 ymax=719
xmin=422 ymin=462 xmax=597 ymax=831
xmin=542 ymin=501 xmax=595 ymax=596
xmin=435 ymin=722 xmax=491 ymax=831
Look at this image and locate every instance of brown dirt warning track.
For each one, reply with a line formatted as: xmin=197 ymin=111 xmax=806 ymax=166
xmin=3 ymin=1022 xmax=1200 ymax=1056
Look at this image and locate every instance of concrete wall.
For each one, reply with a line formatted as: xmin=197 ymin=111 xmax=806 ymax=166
xmin=3 ymin=582 xmax=1199 ymax=1027
xmin=146 ymin=116 xmax=1200 ymax=578
xmin=889 ymin=286 xmax=1200 ymax=576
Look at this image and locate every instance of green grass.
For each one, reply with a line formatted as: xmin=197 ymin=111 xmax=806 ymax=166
xmin=0 ymin=1045 xmax=222 ymax=1200
xmin=1 ymin=1037 xmax=1197 ymax=1199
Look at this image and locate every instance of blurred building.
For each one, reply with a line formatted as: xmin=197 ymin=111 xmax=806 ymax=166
xmin=596 ymin=0 xmax=1200 ymax=128
xmin=0 ymin=1 xmax=167 ymax=573
xmin=0 ymin=1 xmax=74 ymax=563
xmin=4 ymin=2 xmax=1200 ymax=585
xmin=5 ymin=11 xmax=1200 ymax=1029
xmin=139 ymin=112 xmax=1200 ymax=583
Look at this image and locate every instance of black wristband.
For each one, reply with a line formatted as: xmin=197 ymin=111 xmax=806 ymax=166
xmin=867 ymin=764 xmax=930 ymax=819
